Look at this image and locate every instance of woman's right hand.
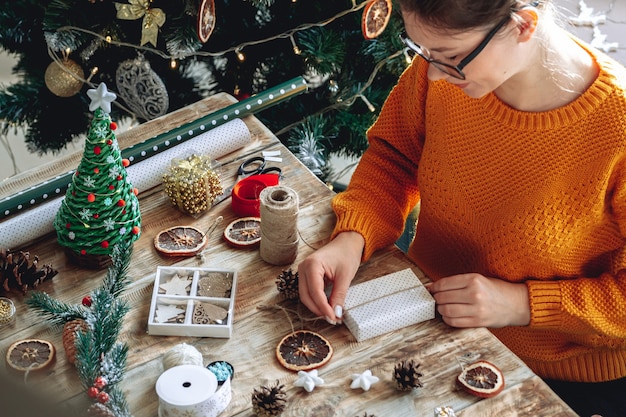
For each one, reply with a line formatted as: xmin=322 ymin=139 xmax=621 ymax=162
xmin=297 ymin=231 xmax=364 ymax=324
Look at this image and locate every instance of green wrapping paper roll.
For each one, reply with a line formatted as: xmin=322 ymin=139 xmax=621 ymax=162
xmin=0 ymin=77 xmax=307 ymax=220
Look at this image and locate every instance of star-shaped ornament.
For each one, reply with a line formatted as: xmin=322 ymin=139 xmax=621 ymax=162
xmin=294 ymin=369 xmax=324 ymax=392
xmin=159 ymin=274 xmax=192 ymax=295
xmin=350 ymin=369 xmax=380 ymax=391
xmin=87 ymin=82 xmax=117 ymax=113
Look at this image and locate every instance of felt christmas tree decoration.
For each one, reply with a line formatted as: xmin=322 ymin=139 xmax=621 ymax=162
xmin=54 ymin=83 xmax=141 ymax=269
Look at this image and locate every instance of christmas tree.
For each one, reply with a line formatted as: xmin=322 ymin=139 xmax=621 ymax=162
xmin=0 ymin=0 xmax=405 ymax=181
xmin=53 ymin=82 xmax=141 ymax=268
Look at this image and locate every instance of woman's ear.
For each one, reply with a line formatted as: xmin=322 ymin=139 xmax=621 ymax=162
xmin=516 ymin=8 xmax=538 ymax=42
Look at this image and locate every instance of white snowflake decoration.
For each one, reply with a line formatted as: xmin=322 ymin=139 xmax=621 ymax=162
xmin=103 ymin=218 xmax=115 ymax=231
xmin=79 ymin=208 xmax=92 ymax=221
xmin=109 ymin=166 xmax=121 ymax=179
xmin=83 ymin=176 xmax=96 ymax=188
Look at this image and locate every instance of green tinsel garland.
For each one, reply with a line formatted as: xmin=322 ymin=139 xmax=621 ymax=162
xmin=26 ymin=243 xmax=134 ymax=417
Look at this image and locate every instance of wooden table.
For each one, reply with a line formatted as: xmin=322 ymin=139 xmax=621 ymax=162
xmin=0 ymin=94 xmax=576 ymax=417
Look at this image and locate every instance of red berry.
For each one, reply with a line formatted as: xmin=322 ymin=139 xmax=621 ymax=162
xmin=82 ymin=296 xmax=92 ymax=307
xmin=107 ymin=139 xmax=113 ymax=145
xmin=94 ymin=146 xmax=101 ymax=155
xmin=66 ymin=223 xmax=71 ymax=229
xmin=122 ymin=159 xmax=130 ymax=167
xmin=87 ymin=194 xmax=95 ymax=203
xmin=101 ymin=241 xmax=109 ymax=249
xmin=80 ymin=249 xmax=87 ymax=255
xmin=94 ymin=376 xmax=107 ymax=390
xmin=96 ymin=391 xmax=109 ymax=404
xmin=110 ymin=122 xmax=117 ymax=130
xmin=133 ymin=188 xmax=139 ymax=196
xmin=116 ymin=175 xmax=122 ymax=181
xmin=132 ymin=226 xmax=140 ymax=235
xmin=109 ymin=185 xmax=115 ymax=190
xmin=93 ymin=214 xmax=99 ymax=219
xmin=87 ymin=387 xmax=99 ymax=398
xmin=94 ymin=168 xmax=99 ymax=174
xmin=117 ymin=199 xmax=126 ymax=207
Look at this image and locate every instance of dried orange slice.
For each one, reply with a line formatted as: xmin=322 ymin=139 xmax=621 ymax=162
xmin=276 ymin=330 xmax=333 ymax=371
xmin=223 ymin=217 xmax=261 ymax=248
xmin=154 ymin=226 xmax=207 ymax=257
xmin=457 ymin=360 xmax=505 ymax=398
xmin=6 ymin=339 xmax=56 ymax=372
xmin=361 ymin=0 xmax=393 ymax=40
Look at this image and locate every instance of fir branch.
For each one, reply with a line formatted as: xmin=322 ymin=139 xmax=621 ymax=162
xmin=25 ymin=291 xmax=86 ymax=325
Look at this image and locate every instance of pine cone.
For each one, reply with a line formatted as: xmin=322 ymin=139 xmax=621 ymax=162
xmin=393 ymin=359 xmax=423 ymax=391
xmin=252 ymin=380 xmax=287 ymax=417
xmin=62 ymin=319 xmax=88 ymax=365
xmin=275 ymin=269 xmax=298 ymax=300
xmin=87 ymin=403 xmax=115 ymax=417
xmin=0 ymin=249 xmax=58 ymax=295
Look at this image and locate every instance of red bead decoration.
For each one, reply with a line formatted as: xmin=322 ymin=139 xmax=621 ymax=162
xmin=66 ymin=223 xmax=71 ymax=229
xmin=82 ymin=296 xmax=93 ymax=307
xmin=87 ymin=193 xmax=96 ymax=203
xmin=93 ymin=214 xmax=99 ymax=219
xmin=96 ymin=391 xmax=110 ymax=404
xmin=109 ymin=185 xmax=115 ymax=190
xmin=94 ymin=146 xmax=101 ymax=155
xmin=122 ymin=159 xmax=130 ymax=167
xmin=110 ymin=122 xmax=118 ymax=130
xmin=107 ymin=139 xmax=113 ymax=145
xmin=94 ymin=168 xmax=99 ymax=174
xmin=117 ymin=175 xmax=123 ymax=181
xmin=132 ymin=226 xmax=140 ymax=235
xmin=117 ymin=199 xmax=126 ymax=207
xmin=80 ymin=249 xmax=87 ymax=255
xmin=101 ymin=241 xmax=109 ymax=249
xmin=94 ymin=376 xmax=107 ymax=390
xmin=87 ymin=387 xmax=99 ymax=398
xmin=133 ymin=188 xmax=139 ymax=196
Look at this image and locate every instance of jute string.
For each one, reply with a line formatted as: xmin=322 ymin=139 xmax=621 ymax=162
xmin=259 ymin=185 xmax=299 ymax=265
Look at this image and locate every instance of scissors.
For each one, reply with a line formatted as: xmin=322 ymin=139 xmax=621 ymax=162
xmin=213 ymin=156 xmax=282 ymax=205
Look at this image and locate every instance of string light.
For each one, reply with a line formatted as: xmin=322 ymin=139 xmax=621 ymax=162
xmin=86 ymin=66 xmax=99 ymax=82
xmin=403 ymin=47 xmax=413 ymax=64
xmin=359 ymin=94 xmax=376 ymax=112
xmin=170 ymin=59 xmax=177 ymax=69
xmin=289 ymin=34 xmax=301 ymax=55
xmin=235 ymin=48 xmax=245 ymax=62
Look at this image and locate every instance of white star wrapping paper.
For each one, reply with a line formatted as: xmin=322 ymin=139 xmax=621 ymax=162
xmin=342 ymin=268 xmax=436 ymax=342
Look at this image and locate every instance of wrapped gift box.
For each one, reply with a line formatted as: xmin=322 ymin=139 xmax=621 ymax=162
xmin=343 ymin=268 xmax=435 ymax=342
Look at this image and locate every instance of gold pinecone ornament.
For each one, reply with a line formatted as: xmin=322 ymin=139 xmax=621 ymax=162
xmin=62 ymin=318 xmax=88 ymax=364
xmin=275 ymin=269 xmax=299 ymax=300
xmin=252 ymin=380 xmax=287 ymax=417
xmin=393 ymin=359 xmax=423 ymax=391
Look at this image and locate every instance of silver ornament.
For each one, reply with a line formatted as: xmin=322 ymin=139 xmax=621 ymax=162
xmin=115 ymin=56 xmax=169 ymax=120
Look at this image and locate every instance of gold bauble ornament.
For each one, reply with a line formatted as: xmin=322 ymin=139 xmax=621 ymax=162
xmin=44 ymin=59 xmax=85 ymax=97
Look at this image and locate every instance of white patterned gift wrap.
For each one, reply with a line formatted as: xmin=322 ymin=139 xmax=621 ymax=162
xmin=343 ymin=268 xmax=436 ymax=342
xmin=0 ymin=119 xmax=250 ymax=249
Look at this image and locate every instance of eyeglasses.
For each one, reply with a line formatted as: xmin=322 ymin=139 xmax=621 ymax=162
xmin=399 ymin=14 xmax=511 ymax=80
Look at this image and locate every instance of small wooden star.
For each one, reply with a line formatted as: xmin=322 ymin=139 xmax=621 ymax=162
xmin=159 ymin=274 xmax=191 ymax=295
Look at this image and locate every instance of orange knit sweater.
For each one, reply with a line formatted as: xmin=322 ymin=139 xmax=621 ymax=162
xmin=332 ymin=41 xmax=626 ymax=382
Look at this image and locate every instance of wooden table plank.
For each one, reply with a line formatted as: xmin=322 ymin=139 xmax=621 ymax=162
xmin=0 ymin=94 xmax=576 ymax=417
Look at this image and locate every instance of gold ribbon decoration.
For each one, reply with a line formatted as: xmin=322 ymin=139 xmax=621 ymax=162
xmin=115 ymin=0 xmax=166 ymax=47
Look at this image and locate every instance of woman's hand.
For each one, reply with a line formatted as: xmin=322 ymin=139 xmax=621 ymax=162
xmin=428 ymin=273 xmax=530 ymax=328
xmin=297 ymin=231 xmax=364 ymax=324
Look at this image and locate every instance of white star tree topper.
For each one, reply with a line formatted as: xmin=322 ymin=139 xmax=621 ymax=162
xmin=87 ymin=82 xmax=117 ymax=113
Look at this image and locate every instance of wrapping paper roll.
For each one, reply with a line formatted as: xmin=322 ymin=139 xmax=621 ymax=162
xmin=0 ymin=120 xmax=250 ymax=249
xmin=157 ymin=365 xmax=232 ymax=417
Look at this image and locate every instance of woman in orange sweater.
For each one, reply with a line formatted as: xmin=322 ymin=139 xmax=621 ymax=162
xmin=298 ymin=0 xmax=626 ymax=415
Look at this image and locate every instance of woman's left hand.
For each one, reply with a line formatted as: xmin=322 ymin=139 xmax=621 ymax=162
xmin=427 ymin=273 xmax=531 ymax=328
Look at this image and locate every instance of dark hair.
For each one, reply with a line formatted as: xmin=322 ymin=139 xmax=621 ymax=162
xmin=397 ymin=0 xmax=542 ymax=31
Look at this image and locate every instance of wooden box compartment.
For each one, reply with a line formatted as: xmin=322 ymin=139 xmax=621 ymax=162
xmin=147 ymin=266 xmax=237 ymax=338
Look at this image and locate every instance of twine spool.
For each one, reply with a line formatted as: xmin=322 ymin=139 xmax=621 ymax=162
xmin=162 ymin=343 xmax=204 ymax=371
xmin=259 ymin=185 xmax=299 ymax=265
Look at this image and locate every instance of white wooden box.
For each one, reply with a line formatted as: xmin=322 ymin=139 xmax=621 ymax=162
xmin=343 ymin=268 xmax=435 ymax=342
xmin=147 ymin=266 xmax=237 ymax=338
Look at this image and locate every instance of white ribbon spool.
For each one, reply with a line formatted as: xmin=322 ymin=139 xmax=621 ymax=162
xmin=156 ymin=364 xmax=231 ymax=417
